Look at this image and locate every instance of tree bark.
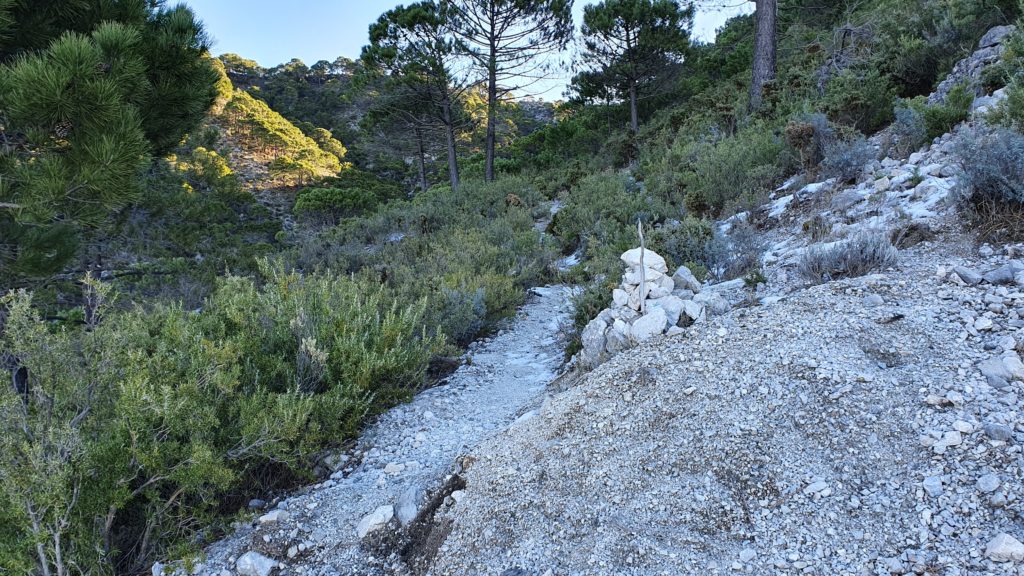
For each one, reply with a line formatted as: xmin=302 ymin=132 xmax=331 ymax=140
xmin=485 ymin=52 xmax=498 ymax=183
xmin=629 ymin=82 xmax=639 ymax=135
xmin=442 ymin=96 xmax=460 ymax=191
xmin=414 ymin=126 xmax=428 ymax=192
xmin=750 ymin=0 xmax=778 ymax=111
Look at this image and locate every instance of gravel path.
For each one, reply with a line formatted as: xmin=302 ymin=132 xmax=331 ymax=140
xmin=193 ymin=285 xmax=572 ymax=576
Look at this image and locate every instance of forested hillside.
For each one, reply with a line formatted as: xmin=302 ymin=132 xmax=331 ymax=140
xmin=3 ymin=0 xmax=1024 ymax=574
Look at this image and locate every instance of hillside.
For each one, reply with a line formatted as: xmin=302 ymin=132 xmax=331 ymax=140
xmin=5 ymin=2 xmax=1024 ymax=576
xmin=208 ymin=61 xmax=347 ymax=190
xmin=152 ymin=22 xmax=1024 ymax=576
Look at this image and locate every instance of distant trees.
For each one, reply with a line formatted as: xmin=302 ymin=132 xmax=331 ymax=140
xmin=574 ymin=0 xmax=694 ymax=134
xmin=0 ymin=1 xmax=219 ymax=277
xmin=363 ymin=1 xmax=470 ymax=190
xmin=447 ymin=0 xmax=574 ymax=181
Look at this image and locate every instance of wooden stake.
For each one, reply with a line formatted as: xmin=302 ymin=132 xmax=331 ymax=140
xmin=638 ymin=219 xmax=646 ymax=314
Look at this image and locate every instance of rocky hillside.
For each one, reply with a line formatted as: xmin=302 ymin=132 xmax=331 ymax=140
xmin=205 ymin=61 xmax=346 ymax=189
xmin=431 ymin=28 xmax=1024 ymax=576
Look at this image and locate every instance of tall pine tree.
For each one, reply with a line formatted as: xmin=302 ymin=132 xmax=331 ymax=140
xmin=447 ymin=0 xmax=574 ymax=182
xmin=363 ymin=0 xmax=469 ymax=190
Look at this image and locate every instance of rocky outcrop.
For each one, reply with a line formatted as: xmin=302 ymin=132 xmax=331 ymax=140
xmin=577 ymin=248 xmax=732 ymax=368
xmin=929 ymin=25 xmax=1016 ymax=105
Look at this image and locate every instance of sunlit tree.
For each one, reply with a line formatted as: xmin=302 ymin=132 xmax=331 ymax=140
xmin=447 ymin=0 xmax=574 ymax=181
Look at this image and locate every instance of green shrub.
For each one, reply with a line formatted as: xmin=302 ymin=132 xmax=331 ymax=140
xmin=822 ymin=67 xmax=897 ymax=134
xmin=178 ymin=146 xmax=242 ymax=195
xmin=991 ymin=79 xmax=1024 ymax=129
xmin=922 ymin=83 xmax=975 ymax=138
xmin=288 ymin=176 xmax=555 ymax=345
xmin=648 ymin=216 xmax=715 ymax=270
xmin=0 ymin=265 xmax=442 ymax=575
xmin=294 ymin=187 xmax=378 ymax=220
xmin=674 ymin=125 xmax=794 ymax=217
xmin=320 ymin=170 xmax=406 ymax=203
xmin=551 ymin=172 xmax=669 ymax=255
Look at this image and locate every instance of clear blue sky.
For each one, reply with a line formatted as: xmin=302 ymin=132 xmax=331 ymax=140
xmin=180 ymin=0 xmax=752 ymax=99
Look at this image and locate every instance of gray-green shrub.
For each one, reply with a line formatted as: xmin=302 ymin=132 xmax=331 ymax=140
xmin=951 ymin=125 xmax=1024 ymax=239
xmin=797 ymin=233 xmax=898 ymax=284
xmin=889 ymin=104 xmax=929 ymax=158
xmin=821 ymin=136 xmax=874 ymax=183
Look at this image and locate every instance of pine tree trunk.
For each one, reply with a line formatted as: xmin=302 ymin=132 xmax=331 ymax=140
xmin=415 ymin=126 xmax=428 ymax=192
xmin=750 ymin=0 xmax=778 ymax=111
xmin=442 ymin=96 xmax=460 ymax=191
xmin=485 ymin=53 xmax=497 ymax=183
xmin=629 ymin=82 xmax=639 ymax=135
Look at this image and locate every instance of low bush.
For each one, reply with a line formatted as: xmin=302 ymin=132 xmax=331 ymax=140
xmin=797 ymin=232 xmax=898 ymax=283
xmin=648 ymin=216 xmax=716 ymax=272
xmin=294 ymin=187 xmax=377 ymax=221
xmin=952 ymin=125 xmax=1024 ymax=239
xmin=672 ymin=124 xmax=794 ymax=217
xmin=710 ymin=220 xmax=767 ymax=280
xmin=822 ymin=67 xmax=897 ymax=134
xmin=550 ymin=172 xmax=670 ymax=255
xmin=321 ymin=169 xmax=406 ymax=203
xmin=989 ymin=24 xmax=1024 ymax=128
xmin=886 ymin=104 xmax=929 ymax=158
xmin=288 ymin=176 xmax=555 ymax=345
xmin=999 ymin=78 xmax=1024 ymax=127
xmin=820 ymin=135 xmax=874 ymax=183
xmin=922 ymin=83 xmax=975 ymax=139
xmin=785 ymin=114 xmax=833 ymax=177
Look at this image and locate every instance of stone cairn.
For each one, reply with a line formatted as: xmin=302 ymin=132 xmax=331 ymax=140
xmin=578 ymin=247 xmax=731 ymax=369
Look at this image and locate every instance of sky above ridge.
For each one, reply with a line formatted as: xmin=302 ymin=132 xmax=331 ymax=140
xmin=180 ymin=0 xmax=753 ymax=100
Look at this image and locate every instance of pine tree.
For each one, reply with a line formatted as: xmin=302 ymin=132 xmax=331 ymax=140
xmin=447 ymin=0 xmax=574 ymax=182
xmin=0 ymin=1 xmax=218 ymax=278
xmin=363 ymin=0 xmax=469 ymax=190
xmin=574 ymin=0 xmax=693 ymax=135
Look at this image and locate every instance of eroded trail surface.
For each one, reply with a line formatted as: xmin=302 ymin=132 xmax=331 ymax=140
xmin=196 ymin=285 xmax=572 ymax=576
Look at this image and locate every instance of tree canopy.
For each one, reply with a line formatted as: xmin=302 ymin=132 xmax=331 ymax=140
xmin=0 ymin=1 xmax=218 ymax=277
xmin=363 ymin=0 xmax=469 ymax=189
xmin=447 ymin=0 xmax=574 ymax=181
xmin=574 ymin=0 xmax=693 ymax=134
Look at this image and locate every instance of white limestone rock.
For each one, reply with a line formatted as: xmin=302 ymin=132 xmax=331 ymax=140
xmin=987 ymin=533 xmax=1024 ymax=562
xmin=620 ymin=248 xmax=668 ymax=274
xmin=356 ymin=505 xmax=394 ymax=538
xmin=630 ymin=308 xmax=668 ymax=343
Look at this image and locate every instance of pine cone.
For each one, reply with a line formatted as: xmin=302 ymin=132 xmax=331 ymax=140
xmin=54 ymin=120 xmax=73 ymax=139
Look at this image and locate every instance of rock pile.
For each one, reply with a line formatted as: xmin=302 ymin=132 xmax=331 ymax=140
xmin=578 ymin=247 xmax=731 ymax=368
